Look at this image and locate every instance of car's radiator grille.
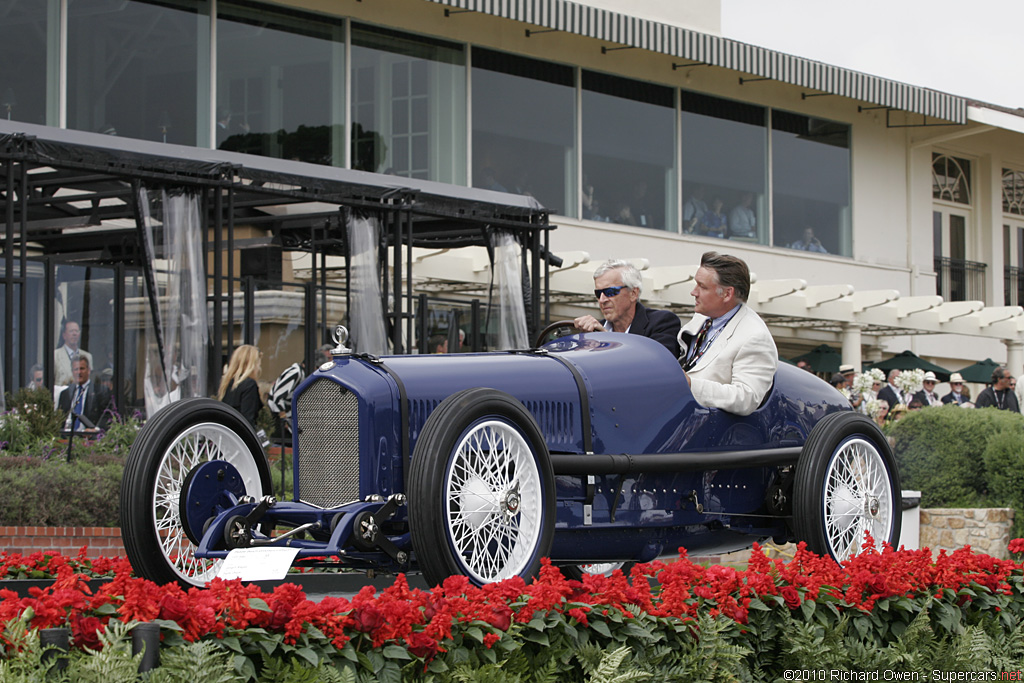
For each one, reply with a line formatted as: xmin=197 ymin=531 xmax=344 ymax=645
xmin=296 ymin=378 xmax=360 ymax=508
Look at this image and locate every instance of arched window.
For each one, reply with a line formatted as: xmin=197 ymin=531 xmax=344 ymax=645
xmin=1002 ymin=168 xmax=1024 ymax=215
xmin=932 ymin=154 xmax=971 ymax=205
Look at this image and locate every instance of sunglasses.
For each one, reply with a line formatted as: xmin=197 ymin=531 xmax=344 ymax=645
xmin=594 ymin=286 xmax=626 ymax=299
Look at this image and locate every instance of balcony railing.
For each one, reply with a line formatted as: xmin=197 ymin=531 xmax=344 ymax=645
xmin=1006 ymin=266 xmax=1024 ymax=306
xmin=934 ymin=257 xmax=987 ymax=303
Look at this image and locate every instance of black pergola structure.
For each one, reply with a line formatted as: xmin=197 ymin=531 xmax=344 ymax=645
xmin=0 ymin=119 xmax=552 ymax=415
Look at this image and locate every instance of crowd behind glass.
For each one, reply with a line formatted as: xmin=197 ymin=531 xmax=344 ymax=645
xmin=2 ymin=0 xmax=851 ymax=256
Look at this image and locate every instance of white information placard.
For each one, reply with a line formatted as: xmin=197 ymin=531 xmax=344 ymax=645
xmin=217 ymin=547 xmax=301 ymax=581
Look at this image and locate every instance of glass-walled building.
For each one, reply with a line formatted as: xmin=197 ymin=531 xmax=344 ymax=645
xmin=5 ymin=0 xmax=1024 ymax=394
xmin=0 ymin=0 xmax=853 ymax=255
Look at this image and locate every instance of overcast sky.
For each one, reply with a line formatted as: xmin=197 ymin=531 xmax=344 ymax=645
xmin=720 ymin=1 xmax=1022 ymax=110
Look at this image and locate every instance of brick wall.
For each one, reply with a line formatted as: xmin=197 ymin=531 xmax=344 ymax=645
xmin=0 ymin=527 xmax=126 ymax=559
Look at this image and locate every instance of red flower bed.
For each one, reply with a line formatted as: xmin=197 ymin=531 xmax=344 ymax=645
xmin=2 ymin=539 xmax=1023 ymax=676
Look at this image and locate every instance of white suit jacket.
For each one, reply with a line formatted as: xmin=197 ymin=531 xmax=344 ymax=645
xmin=54 ymin=346 xmax=94 ymax=387
xmin=678 ymin=304 xmax=778 ymax=416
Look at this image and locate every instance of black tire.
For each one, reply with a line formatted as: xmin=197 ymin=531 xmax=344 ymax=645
xmin=409 ymin=388 xmax=555 ymax=587
xmin=793 ymin=411 xmax=901 ymax=562
xmin=120 ymin=398 xmax=271 ymax=588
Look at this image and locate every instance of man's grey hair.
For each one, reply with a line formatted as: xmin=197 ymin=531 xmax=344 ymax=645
xmin=593 ymin=259 xmax=642 ymax=293
xmin=887 ymin=369 xmax=900 ymax=382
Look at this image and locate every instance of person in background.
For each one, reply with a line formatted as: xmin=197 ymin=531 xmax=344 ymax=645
xmin=217 ymin=345 xmax=263 ymax=428
xmin=975 ymin=367 xmax=1019 ymax=412
xmin=912 ymin=371 xmax=942 ymax=406
xmin=54 ymin=320 xmax=93 ymax=387
xmin=268 ymin=344 xmax=333 ymax=436
xmin=829 ymin=373 xmax=847 ymax=391
xmin=789 ymin=226 xmax=828 ymax=253
xmin=796 ymin=360 xmax=813 ymax=373
xmin=683 ymin=185 xmax=708 ymax=233
xmin=942 ymin=372 xmax=969 ymax=405
xmin=57 ymin=355 xmax=111 ymax=432
xmin=839 ymin=363 xmax=862 ymax=410
xmin=877 ymin=369 xmax=902 ymax=410
xmin=728 ymin=192 xmax=756 ymax=238
xmin=26 ymin=364 xmax=45 ymax=390
xmin=430 ymin=334 xmax=449 ymax=354
xmin=698 ymin=198 xmax=728 ymax=238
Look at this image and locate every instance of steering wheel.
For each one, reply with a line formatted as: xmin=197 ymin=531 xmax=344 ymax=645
xmin=534 ymin=320 xmax=581 ymax=348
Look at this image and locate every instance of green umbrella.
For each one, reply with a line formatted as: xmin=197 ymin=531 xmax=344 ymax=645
xmin=868 ymin=350 xmax=951 ymax=382
xmin=955 ymin=358 xmax=1002 ymax=384
xmin=789 ymin=344 xmax=841 ymax=374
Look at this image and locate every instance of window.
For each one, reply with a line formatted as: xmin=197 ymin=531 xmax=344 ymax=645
xmin=351 ymin=25 xmax=466 ymax=183
xmin=217 ymin=3 xmax=345 ymax=164
xmin=67 ymin=0 xmax=209 ymax=144
xmin=932 ymin=153 xmax=982 ymax=302
xmin=1003 ymin=168 xmax=1024 ymax=215
xmin=771 ymin=111 xmax=851 ymax=256
xmin=471 ymin=49 xmax=576 ymax=216
xmin=932 ymin=154 xmax=971 ymax=204
xmin=1004 ymin=223 xmax=1024 ymax=306
xmin=681 ymin=91 xmax=766 ymax=243
xmin=582 ymin=71 xmax=675 ymax=231
xmin=0 ymin=1 xmax=54 ymax=125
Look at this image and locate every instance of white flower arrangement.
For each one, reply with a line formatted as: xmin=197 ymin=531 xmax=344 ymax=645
xmin=893 ymin=368 xmax=925 ymax=397
xmin=851 ymin=372 xmax=876 ymax=396
xmin=869 ymin=367 xmax=885 ymax=383
xmin=864 ymin=397 xmax=886 ymax=419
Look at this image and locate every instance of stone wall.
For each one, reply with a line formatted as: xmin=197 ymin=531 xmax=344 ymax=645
xmin=919 ymin=508 xmax=1014 ymax=559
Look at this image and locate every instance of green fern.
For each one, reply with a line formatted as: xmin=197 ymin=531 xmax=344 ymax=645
xmin=0 ymin=617 xmax=71 ymax=683
xmin=65 ymin=620 xmax=143 ymax=683
xmin=582 ymin=646 xmax=652 ymax=683
xmin=448 ymin=661 xmax=526 ymax=683
xmin=145 ymin=640 xmax=239 ymax=683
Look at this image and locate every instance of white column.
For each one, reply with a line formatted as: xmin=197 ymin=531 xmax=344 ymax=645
xmin=841 ymin=323 xmax=863 ymax=370
xmin=1005 ymin=340 xmax=1024 ymax=381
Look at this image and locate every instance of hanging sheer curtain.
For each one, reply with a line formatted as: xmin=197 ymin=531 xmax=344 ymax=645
xmin=346 ymin=214 xmax=388 ymax=355
xmin=491 ymin=231 xmax=529 ymax=350
xmin=138 ymin=186 xmax=209 ymax=417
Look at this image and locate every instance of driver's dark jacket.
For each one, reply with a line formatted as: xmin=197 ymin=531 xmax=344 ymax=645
xmin=617 ymin=302 xmax=681 ymax=357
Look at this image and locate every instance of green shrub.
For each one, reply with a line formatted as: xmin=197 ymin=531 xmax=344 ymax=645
xmin=0 ymin=455 xmax=122 ymax=526
xmin=984 ymin=428 xmax=1024 ymax=539
xmin=887 ymin=405 xmax=1024 ymax=506
xmin=2 ymin=386 xmax=65 ymax=447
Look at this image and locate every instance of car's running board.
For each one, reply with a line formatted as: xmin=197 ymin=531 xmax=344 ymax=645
xmin=551 ymin=446 xmax=802 ymax=475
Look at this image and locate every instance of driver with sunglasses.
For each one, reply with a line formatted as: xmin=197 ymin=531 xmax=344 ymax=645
xmin=573 ymin=259 xmax=681 ymax=357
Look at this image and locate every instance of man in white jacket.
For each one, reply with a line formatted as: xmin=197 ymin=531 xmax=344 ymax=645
xmin=679 ymin=251 xmax=778 ymax=416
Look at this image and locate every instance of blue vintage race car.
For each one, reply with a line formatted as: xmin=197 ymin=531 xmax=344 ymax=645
xmin=120 ymin=324 xmax=901 ymax=588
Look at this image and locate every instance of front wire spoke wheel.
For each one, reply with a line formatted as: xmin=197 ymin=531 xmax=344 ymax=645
xmin=409 ymin=388 xmax=554 ymax=587
xmin=121 ymin=399 xmax=271 ymax=588
xmin=445 ymin=419 xmax=541 ymax=583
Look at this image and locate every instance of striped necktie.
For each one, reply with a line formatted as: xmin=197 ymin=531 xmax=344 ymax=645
xmin=683 ymin=318 xmax=713 ymax=371
xmin=72 ymin=385 xmax=85 ymax=431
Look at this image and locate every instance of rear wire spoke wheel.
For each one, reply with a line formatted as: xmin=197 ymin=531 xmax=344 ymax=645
xmin=410 ymin=388 xmax=554 ymax=587
xmin=120 ymin=399 xmax=270 ymax=588
xmin=793 ymin=411 xmax=901 ymax=562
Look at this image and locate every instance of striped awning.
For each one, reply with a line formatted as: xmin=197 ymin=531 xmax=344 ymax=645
xmin=426 ymin=0 xmax=967 ymax=125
